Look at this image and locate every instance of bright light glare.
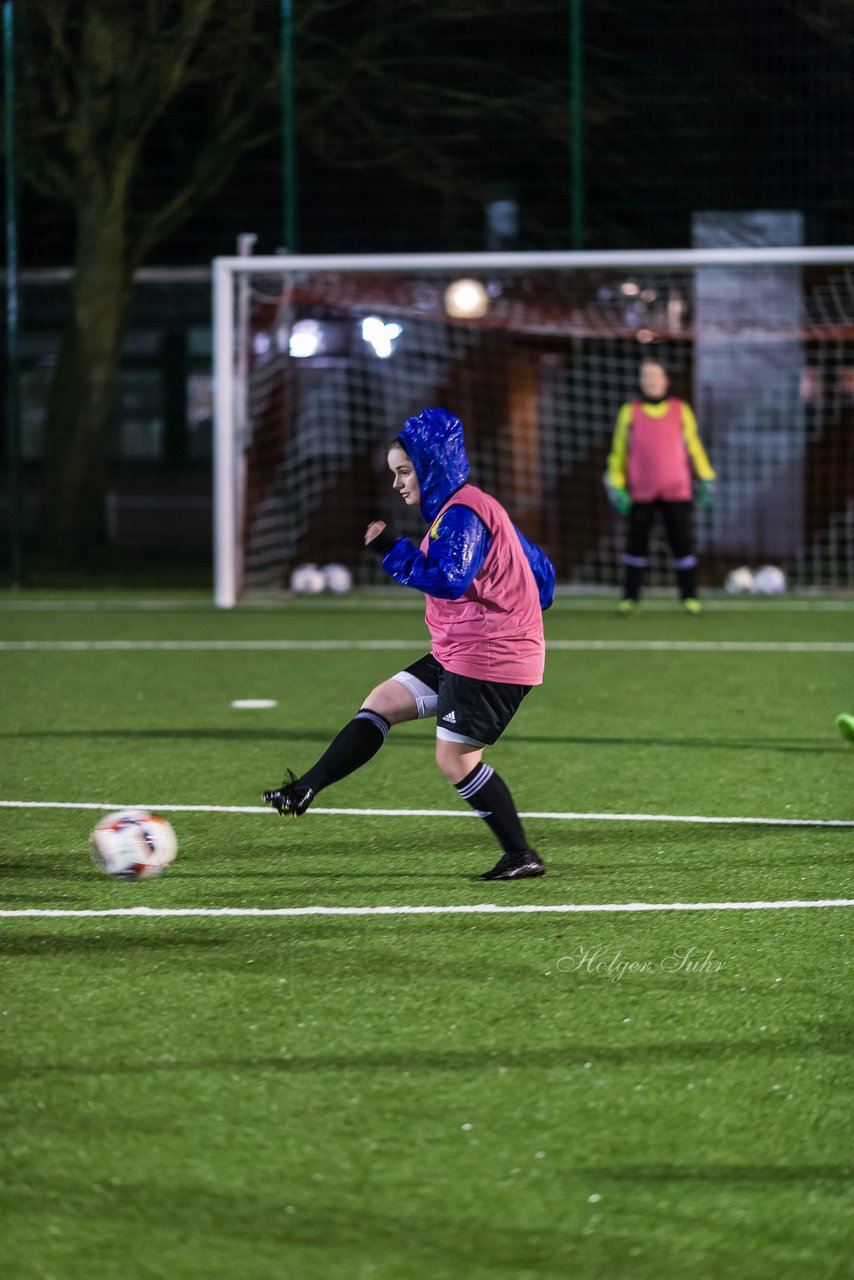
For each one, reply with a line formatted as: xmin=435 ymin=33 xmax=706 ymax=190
xmin=361 ymin=316 xmax=402 ymax=359
xmin=444 ymin=277 xmax=489 ymax=319
xmin=289 ymin=319 xmax=322 ymax=358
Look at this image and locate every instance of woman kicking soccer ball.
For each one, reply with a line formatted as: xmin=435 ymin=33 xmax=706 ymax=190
xmin=263 ymin=406 xmax=555 ymax=881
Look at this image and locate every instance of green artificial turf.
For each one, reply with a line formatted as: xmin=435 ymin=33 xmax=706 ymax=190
xmin=1 ymin=592 xmax=852 ymax=1279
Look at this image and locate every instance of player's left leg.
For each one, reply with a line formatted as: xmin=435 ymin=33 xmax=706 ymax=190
xmin=434 ymin=674 xmax=544 ymax=881
xmin=662 ymin=500 xmax=700 ymax=610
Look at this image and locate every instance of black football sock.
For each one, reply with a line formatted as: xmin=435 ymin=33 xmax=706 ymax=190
xmin=299 ymin=710 xmax=390 ymax=794
xmin=455 ymin=763 xmax=529 ymax=854
xmin=676 ymin=565 xmax=698 ymax=600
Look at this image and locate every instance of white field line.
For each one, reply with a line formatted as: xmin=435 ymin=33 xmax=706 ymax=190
xmin=2 ymin=598 xmax=854 ymax=614
xmin=2 ymin=639 xmax=854 ymax=652
xmin=1 ymin=900 xmax=852 ymax=919
xmin=0 ymin=600 xmax=215 ymax=611
xmin=2 ymin=800 xmax=852 ymax=827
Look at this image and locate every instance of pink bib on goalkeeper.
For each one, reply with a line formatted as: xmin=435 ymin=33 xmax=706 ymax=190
xmin=422 ymin=484 xmax=545 ymax=685
xmin=627 ymin=398 xmax=693 ymax=502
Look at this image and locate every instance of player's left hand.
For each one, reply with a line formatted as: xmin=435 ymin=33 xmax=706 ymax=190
xmin=365 ymin=520 xmax=387 ymax=545
xmin=698 ymin=479 xmax=716 ymax=508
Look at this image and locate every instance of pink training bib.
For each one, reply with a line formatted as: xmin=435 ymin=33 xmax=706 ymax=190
xmin=422 ymin=484 xmax=545 ymax=684
xmin=627 ymin=399 xmax=693 ymax=502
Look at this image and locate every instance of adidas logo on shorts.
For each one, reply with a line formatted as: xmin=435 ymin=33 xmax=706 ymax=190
xmin=443 ymin=710 xmax=457 ymax=724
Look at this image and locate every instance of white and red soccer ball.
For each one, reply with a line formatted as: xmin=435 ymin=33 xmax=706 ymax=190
xmin=91 ymin=809 xmax=177 ymax=880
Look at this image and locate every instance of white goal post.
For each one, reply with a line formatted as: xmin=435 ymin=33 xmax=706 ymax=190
xmin=213 ymin=246 xmax=854 ymax=607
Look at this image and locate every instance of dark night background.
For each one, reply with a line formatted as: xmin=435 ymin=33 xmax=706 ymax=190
xmin=18 ymin=0 xmax=854 ymax=267
xmin=4 ymin=0 xmax=854 ymax=586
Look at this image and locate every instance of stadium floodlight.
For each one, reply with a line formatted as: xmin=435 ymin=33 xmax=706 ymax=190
xmin=360 ymin=316 xmax=402 ymax=359
xmin=213 ymin=245 xmax=854 ymax=607
xmin=289 ymin=318 xmax=322 ymax=358
xmin=444 ymin=277 xmax=490 ymax=319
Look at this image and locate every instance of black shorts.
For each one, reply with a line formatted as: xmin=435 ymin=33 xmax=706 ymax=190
xmin=395 ymin=653 xmax=531 ymax=746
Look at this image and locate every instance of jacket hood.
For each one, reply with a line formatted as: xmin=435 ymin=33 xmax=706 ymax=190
xmin=398 ymin=407 xmax=469 ymax=521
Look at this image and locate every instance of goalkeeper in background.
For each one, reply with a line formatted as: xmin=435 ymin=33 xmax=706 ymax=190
xmin=604 ymin=359 xmax=716 ymax=614
xmin=263 ymin=407 xmax=555 ymax=882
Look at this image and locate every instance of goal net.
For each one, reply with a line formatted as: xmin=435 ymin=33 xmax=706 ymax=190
xmin=212 ymin=248 xmax=854 ymax=605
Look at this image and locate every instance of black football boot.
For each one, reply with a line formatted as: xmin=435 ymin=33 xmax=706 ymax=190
xmin=478 ymin=849 xmax=546 ymax=881
xmin=262 ymin=769 xmax=315 ymax=817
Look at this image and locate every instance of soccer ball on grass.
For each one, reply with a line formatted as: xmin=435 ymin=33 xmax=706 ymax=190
xmin=724 ymin=566 xmax=755 ymax=595
xmin=91 ymin=809 xmax=177 ymax=880
xmin=289 ymin=563 xmax=326 ymax=595
xmin=753 ymin=564 xmax=787 ymax=595
xmin=322 ymin=562 xmax=353 ymax=594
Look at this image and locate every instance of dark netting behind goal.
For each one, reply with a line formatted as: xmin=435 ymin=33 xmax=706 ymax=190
xmin=221 ymin=256 xmax=854 ymax=597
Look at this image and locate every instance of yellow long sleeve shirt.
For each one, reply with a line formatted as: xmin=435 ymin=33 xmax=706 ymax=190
xmin=606 ymin=398 xmax=716 ymax=491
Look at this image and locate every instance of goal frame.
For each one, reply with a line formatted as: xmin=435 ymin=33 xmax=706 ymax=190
xmin=212 ymin=245 xmax=854 ymax=607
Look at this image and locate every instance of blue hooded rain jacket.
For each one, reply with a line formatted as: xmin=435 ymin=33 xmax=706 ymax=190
xmin=380 ymin=408 xmax=555 ymax=609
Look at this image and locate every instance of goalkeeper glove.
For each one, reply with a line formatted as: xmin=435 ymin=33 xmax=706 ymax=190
xmin=697 ymin=479 xmax=716 ymax=509
xmin=605 ymin=481 xmax=632 ymax=515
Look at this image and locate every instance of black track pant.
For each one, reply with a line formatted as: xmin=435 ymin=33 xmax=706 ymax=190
xmin=623 ymin=500 xmax=697 ymax=601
